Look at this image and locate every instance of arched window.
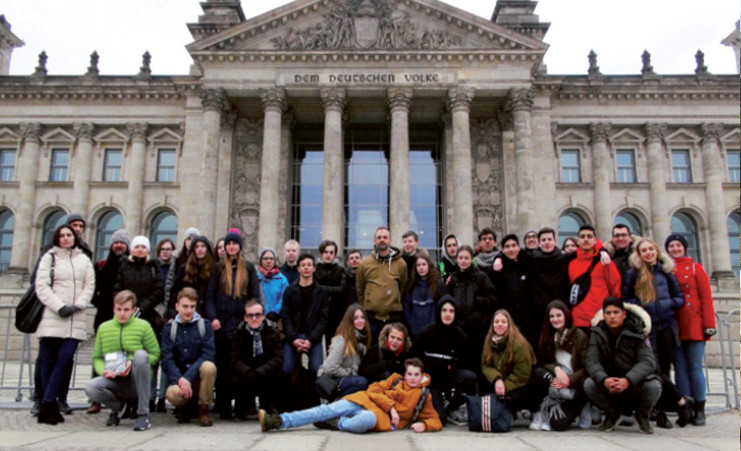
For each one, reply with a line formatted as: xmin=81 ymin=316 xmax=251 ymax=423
xmin=0 ymin=210 xmax=14 ymax=274
xmin=558 ymin=211 xmax=586 ymax=246
xmin=42 ymin=210 xmax=67 ymax=250
xmin=728 ymin=211 xmax=740 ymax=277
xmin=95 ymin=211 xmax=123 ymax=261
xmin=671 ymin=212 xmax=700 ymax=263
xmin=615 ymin=211 xmax=643 ymax=237
xmin=150 ymin=211 xmax=178 ymax=250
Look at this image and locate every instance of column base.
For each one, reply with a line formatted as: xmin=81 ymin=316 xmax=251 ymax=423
xmin=0 ymin=267 xmax=29 ymax=288
xmin=710 ymin=271 xmax=739 ymax=292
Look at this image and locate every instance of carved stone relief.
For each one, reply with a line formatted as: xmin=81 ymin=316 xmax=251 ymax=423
xmin=230 ymin=117 xmax=264 ymax=260
xmin=471 ymin=118 xmax=504 ymax=233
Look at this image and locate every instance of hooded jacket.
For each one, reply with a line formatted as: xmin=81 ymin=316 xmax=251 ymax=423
xmin=622 ymin=252 xmax=684 ymax=330
xmin=230 ymin=320 xmax=282 ymax=380
xmin=161 ymin=312 xmax=215 ymax=385
xmin=671 ymin=256 xmax=716 ymax=341
xmin=257 ymin=269 xmax=289 ymax=315
xmin=356 ymin=247 xmax=407 ymax=319
xmin=438 ymin=234 xmax=459 ymax=280
xmin=113 ymin=255 xmax=164 ymax=330
xmin=481 ymin=334 xmax=536 ymax=393
xmin=444 ymin=265 xmax=497 ymax=334
xmin=359 ymin=324 xmax=412 ymax=383
xmin=404 ymin=278 xmax=445 ymax=337
xmin=343 ymin=372 xmax=442 ymax=432
xmin=568 ymin=240 xmax=621 ymax=328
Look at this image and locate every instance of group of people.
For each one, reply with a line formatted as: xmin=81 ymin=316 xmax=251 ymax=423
xmin=29 ymin=213 xmax=716 ymax=436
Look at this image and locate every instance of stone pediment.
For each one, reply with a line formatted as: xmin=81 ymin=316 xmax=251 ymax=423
xmin=187 ymin=0 xmax=548 ymax=54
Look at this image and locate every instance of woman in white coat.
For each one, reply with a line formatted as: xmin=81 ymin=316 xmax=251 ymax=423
xmin=34 ymin=223 xmax=95 ymax=425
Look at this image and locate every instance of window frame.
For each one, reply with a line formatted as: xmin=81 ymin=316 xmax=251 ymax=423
xmin=726 ymin=149 xmax=740 ymax=183
xmin=615 ymin=148 xmax=637 ymax=183
xmin=156 ymin=148 xmax=177 ymax=182
xmin=671 ymin=149 xmax=693 ymax=183
xmin=0 ymin=210 xmax=14 ymax=274
xmin=0 ymin=149 xmax=16 ymax=181
xmin=49 ymin=148 xmax=70 ymax=182
xmin=103 ymin=148 xmax=123 ymax=182
xmin=560 ymin=148 xmax=581 ymax=183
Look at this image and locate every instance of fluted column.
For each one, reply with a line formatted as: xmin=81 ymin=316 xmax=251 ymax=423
xmin=644 ymin=123 xmax=669 ymax=241
xmin=700 ymin=123 xmax=734 ymax=278
xmin=258 ymin=88 xmax=286 ymax=252
xmin=508 ymin=88 xmax=535 ymax=231
xmin=448 ymin=87 xmax=475 ymax=246
xmin=388 ymin=88 xmax=412 ymax=243
xmin=125 ymin=123 xmax=148 ymax=235
xmin=320 ymin=88 xmax=345 ymax=246
xmin=198 ymin=88 xmax=227 ymax=239
xmin=9 ymin=123 xmax=41 ymax=271
xmin=71 ymin=123 xmax=95 ymax=217
xmin=590 ymin=123 xmax=612 ymax=239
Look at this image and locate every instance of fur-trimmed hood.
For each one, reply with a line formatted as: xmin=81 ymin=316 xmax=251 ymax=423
xmin=602 ymin=234 xmax=642 ymax=257
xmin=628 ymin=247 xmax=674 ymax=273
xmin=590 ymin=302 xmax=652 ymax=335
xmin=378 ymin=323 xmax=412 ymax=352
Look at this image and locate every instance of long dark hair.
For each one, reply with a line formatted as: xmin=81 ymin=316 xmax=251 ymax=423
xmin=184 ymin=238 xmax=215 ymax=283
xmin=407 ymin=254 xmax=442 ymax=298
xmin=52 ymin=223 xmax=79 ymax=248
xmin=537 ymin=300 xmax=573 ymax=363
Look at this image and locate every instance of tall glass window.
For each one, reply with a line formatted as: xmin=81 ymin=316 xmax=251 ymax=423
xmin=42 ymin=210 xmax=67 ymax=250
xmin=345 ymin=149 xmax=389 ymax=254
xmin=560 ymin=149 xmax=580 ymax=183
xmin=616 ymin=149 xmax=636 ymax=183
xmin=0 ymin=149 xmax=15 ymax=181
xmin=671 ymin=149 xmax=692 ymax=183
xmin=291 ymin=148 xmax=324 ymax=253
xmin=558 ymin=211 xmax=586 ymax=246
xmin=671 ymin=212 xmax=700 ymax=262
xmin=409 ymin=148 xmax=441 ymax=261
xmin=0 ymin=210 xmax=14 ymax=274
xmin=727 ymin=149 xmax=740 ymax=183
xmin=728 ymin=211 xmax=740 ymax=277
xmin=95 ymin=210 xmax=123 ymax=261
xmin=103 ymin=149 xmax=122 ymax=182
xmin=157 ymin=149 xmax=176 ymax=182
xmin=150 ymin=211 xmax=178 ymax=249
xmin=49 ymin=149 xmax=69 ymax=181
xmin=615 ymin=211 xmax=643 ymax=237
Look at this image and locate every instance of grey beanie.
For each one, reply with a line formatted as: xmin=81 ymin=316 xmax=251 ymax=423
xmin=66 ymin=212 xmax=86 ymax=226
xmin=184 ymin=227 xmax=201 ymax=241
xmin=110 ymin=229 xmax=130 ymax=247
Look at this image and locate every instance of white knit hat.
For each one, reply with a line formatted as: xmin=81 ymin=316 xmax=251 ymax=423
xmin=130 ymin=236 xmax=151 ymax=252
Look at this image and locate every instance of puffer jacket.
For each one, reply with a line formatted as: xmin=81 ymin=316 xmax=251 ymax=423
xmin=568 ymin=240 xmax=621 ymax=328
xmin=113 ymin=256 xmax=164 ymax=330
xmin=204 ymin=258 xmax=259 ymax=340
xmin=92 ymin=316 xmax=160 ymax=376
xmin=481 ymin=334 xmax=536 ymax=393
xmin=359 ymin=324 xmax=412 ymax=383
xmin=161 ymin=312 xmax=215 ymax=385
xmin=318 ymin=334 xmax=367 ymax=378
xmin=356 ymin=247 xmax=407 ymax=319
xmin=344 ymin=372 xmax=442 ymax=432
xmin=586 ymin=303 xmax=657 ymax=386
xmin=444 ymin=266 xmax=497 ymax=334
xmin=35 ymin=246 xmax=95 ymax=341
xmin=622 ymin=253 xmax=684 ymax=329
xmin=672 ymin=256 xmax=716 ymax=341
xmin=257 ymin=270 xmax=289 ymax=315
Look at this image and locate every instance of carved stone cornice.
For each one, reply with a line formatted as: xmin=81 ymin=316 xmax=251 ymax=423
xmin=589 ymin=123 xmax=612 ymax=143
xmin=190 ymin=51 xmax=543 ymax=65
xmin=258 ymin=87 xmax=287 ymax=113
xmin=387 ymin=88 xmax=412 ymax=112
xmin=447 ymin=87 xmax=475 ymax=113
xmin=699 ymin=123 xmax=723 ymax=144
xmin=126 ymin=122 xmax=149 ymax=141
xmin=507 ymin=88 xmax=534 ymax=112
xmin=19 ymin=122 xmax=41 ymax=144
xmin=73 ymin=123 xmax=95 ymax=141
xmin=643 ymin=123 xmax=667 ymax=142
xmin=319 ymin=87 xmax=346 ymax=112
xmin=199 ymin=88 xmax=228 ymax=112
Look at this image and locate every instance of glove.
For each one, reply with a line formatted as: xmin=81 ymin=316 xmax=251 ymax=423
xmin=703 ymin=328 xmax=717 ymax=339
xmin=58 ymin=306 xmax=76 ymax=318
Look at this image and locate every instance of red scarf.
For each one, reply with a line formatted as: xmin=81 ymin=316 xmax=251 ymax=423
xmin=386 ymin=338 xmax=405 ymax=356
xmin=258 ymin=265 xmax=281 ymax=279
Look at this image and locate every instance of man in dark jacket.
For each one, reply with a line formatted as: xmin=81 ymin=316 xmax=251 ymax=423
xmin=602 ymin=224 xmax=639 ymax=277
xmin=161 ymin=287 xmax=216 ymax=426
xmin=279 ymin=239 xmax=300 ymax=284
xmin=584 ymin=297 xmax=661 ymax=434
xmin=231 ymin=299 xmax=282 ymax=419
xmin=315 ymin=239 xmax=347 ymax=349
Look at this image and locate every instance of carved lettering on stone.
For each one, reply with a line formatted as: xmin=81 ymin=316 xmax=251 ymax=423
xmin=471 ymin=118 xmax=504 ymax=232
xmin=230 ymin=118 xmax=264 ymax=260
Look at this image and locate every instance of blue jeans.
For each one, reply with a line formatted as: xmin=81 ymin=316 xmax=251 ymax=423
xmin=282 ymin=334 xmax=323 ymax=375
xmin=38 ymin=338 xmax=79 ymax=404
xmin=674 ymin=340 xmax=706 ymax=401
xmin=336 ymin=375 xmax=368 ymax=397
xmin=280 ymin=399 xmax=377 ymax=433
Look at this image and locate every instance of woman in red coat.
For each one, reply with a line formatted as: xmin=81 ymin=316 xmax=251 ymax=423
xmin=664 ymin=234 xmax=716 ymax=426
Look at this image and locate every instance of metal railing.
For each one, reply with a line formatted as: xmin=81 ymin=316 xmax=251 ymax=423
xmin=702 ymin=309 xmax=740 ymax=412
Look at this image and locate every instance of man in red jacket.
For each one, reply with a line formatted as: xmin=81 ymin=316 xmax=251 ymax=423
xmin=569 ymin=225 xmax=621 ymax=330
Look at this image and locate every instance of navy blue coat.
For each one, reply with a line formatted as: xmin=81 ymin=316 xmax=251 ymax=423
xmin=161 ymin=314 xmax=216 ymax=385
xmin=622 ymin=262 xmax=684 ymax=329
xmin=404 ymin=279 xmax=445 ymax=337
xmin=204 ymin=259 xmax=259 ymax=340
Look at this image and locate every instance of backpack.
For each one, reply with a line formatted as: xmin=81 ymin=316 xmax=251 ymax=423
xmin=169 ymin=318 xmax=206 ymax=343
xmin=569 ymin=256 xmax=600 ymax=306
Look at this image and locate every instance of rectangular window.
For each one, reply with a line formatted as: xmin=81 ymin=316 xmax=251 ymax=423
xmin=103 ymin=149 xmax=122 ymax=182
xmin=0 ymin=149 xmax=15 ymax=181
xmin=616 ymin=149 xmax=636 ymax=183
xmin=157 ymin=148 xmax=176 ymax=182
xmin=49 ymin=148 xmax=69 ymax=181
xmin=560 ymin=149 xmax=581 ymax=183
xmin=672 ymin=149 xmax=692 ymax=183
xmin=727 ymin=149 xmax=740 ymax=183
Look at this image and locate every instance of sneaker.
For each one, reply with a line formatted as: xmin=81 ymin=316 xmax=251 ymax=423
xmin=58 ymin=400 xmax=73 ymax=415
xmin=578 ymin=404 xmax=592 ymax=429
xmin=590 ymin=405 xmax=602 ymax=425
xmin=259 ymin=409 xmax=282 ymax=432
xmin=133 ymin=415 xmax=151 ymax=431
xmin=313 ymin=418 xmax=339 ymax=430
xmin=529 ymin=412 xmax=543 ymax=431
xmin=619 ymin=414 xmax=635 ymax=426
xmin=106 ymin=410 xmax=120 ymax=427
xmin=540 ymin=421 xmax=551 ymax=431
xmin=599 ymin=415 xmax=617 ymax=432
xmin=30 ymin=400 xmax=40 ymax=416
xmin=447 ymin=405 xmax=468 ymax=426
xmin=636 ymin=414 xmax=654 ymax=434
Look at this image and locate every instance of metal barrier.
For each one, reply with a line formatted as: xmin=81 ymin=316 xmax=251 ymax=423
xmin=702 ymin=309 xmax=740 ymax=412
xmin=724 ymin=309 xmax=739 ymax=409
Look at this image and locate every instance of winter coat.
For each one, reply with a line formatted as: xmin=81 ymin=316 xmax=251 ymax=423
xmin=568 ymin=240 xmax=621 ymax=328
xmin=281 ymin=282 xmax=329 ymax=346
xmin=169 ymin=263 xmax=211 ymax=318
xmin=315 ymin=261 xmax=347 ymax=337
xmin=359 ymin=325 xmax=412 ymax=383
xmin=92 ymin=252 xmax=125 ymax=329
xmin=489 ymin=254 xmax=534 ymax=342
xmin=540 ymin=327 xmax=589 ymax=387
xmin=602 ymin=235 xmax=641 ymax=277
xmin=586 ymin=303 xmax=657 ymax=386
xmin=92 ymin=316 xmax=160 ymax=376
xmin=481 ymin=335 xmax=536 ymax=393
xmin=113 ymin=256 xmax=164 ymax=331
xmin=318 ymin=334 xmax=367 ymax=378
xmin=230 ymin=321 xmax=282 ymax=381
xmin=444 ymin=266 xmax=497 ymax=335
xmin=279 ymin=262 xmax=299 ymax=285
xmin=344 ymin=267 xmax=358 ymax=306
xmin=672 ymin=256 xmax=716 ymax=341
xmin=204 ymin=259 xmax=259 ymax=340
xmin=438 ymin=234 xmax=459 ymax=280
xmin=35 ymin=246 xmax=95 ymax=341
xmin=257 ymin=270 xmax=289 ymax=315
xmin=344 ymin=372 xmax=442 ymax=432
xmin=160 ymin=312 xmax=215 ymax=385
xmin=523 ymin=248 xmax=576 ymax=319
xmin=356 ymin=247 xmax=407 ymax=319
xmin=622 ymin=253 xmax=684 ymax=330
xmin=404 ymin=279 xmax=445 ymax=337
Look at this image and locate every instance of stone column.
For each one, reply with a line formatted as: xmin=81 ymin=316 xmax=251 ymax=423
xmin=71 ymin=123 xmax=94 ymax=217
xmin=700 ymin=123 xmax=734 ymax=279
xmin=258 ymin=87 xmax=286 ymax=252
xmin=320 ymin=88 xmax=346 ymax=246
xmin=125 ymin=123 xmax=148 ymax=235
xmin=508 ymin=88 xmax=535 ymax=231
xmin=448 ymin=87 xmax=475 ymax=246
xmin=388 ymin=88 xmax=412 ymax=243
xmin=441 ymin=110 xmax=455 ymax=234
xmin=198 ymin=88 xmax=227 ymax=239
xmin=644 ymin=123 xmax=670 ymax=241
xmin=9 ymin=122 xmax=41 ymax=272
xmin=589 ymin=123 xmax=612 ymax=239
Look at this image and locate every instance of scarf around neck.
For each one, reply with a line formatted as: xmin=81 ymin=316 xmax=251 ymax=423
xmin=258 ymin=266 xmax=281 ymax=279
xmin=246 ymin=322 xmax=265 ymax=357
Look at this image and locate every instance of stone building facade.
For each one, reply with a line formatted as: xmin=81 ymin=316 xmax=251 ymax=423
xmin=0 ymin=0 xmax=738 ymax=290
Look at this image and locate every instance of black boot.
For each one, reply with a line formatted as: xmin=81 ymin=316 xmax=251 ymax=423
xmin=37 ymin=402 xmax=59 ymax=425
xmin=693 ymin=400 xmax=706 ymax=426
xmin=655 ymin=410 xmax=672 ymax=429
xmin=676 ymin=396 xmax=694 ymax=427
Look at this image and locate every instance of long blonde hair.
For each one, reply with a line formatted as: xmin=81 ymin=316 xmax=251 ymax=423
xmin=634 ymin=239 xmax=660 ymax=304
xmin=334 ymin=304 xmax=371 ymax=357
xmin=220 ymin=256 xmax=249 ymax=297
xmin=483 ymin=309 xmax=535 ymax=367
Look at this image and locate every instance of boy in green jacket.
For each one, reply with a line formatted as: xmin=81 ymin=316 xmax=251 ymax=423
xmin=84 ymin=290 xmax=160 ymax=431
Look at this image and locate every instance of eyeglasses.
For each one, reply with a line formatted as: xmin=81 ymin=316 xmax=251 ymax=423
xmin=245 ymin=313 xmax=264 ymax=319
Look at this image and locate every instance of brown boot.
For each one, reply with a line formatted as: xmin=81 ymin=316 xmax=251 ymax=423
xmin=198 ymin=405 xmax=213 ymax=427
xmin=87 ymin=402 xmax=101 ymax=414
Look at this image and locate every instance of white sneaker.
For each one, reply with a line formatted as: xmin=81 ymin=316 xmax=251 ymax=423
xmin=529 ymin=412 xmax=543 ymax=431
xmin=540 ymin=420 xmax=551 ymax=431
xmin=578 ymin=404 xmax=592 ymax=429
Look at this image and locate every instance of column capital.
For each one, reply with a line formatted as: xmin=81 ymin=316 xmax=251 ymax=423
xmin=258 ymin=87 xmax=287 ymax=113
xmin=126 ymin=122 xmax=149 ymax=141
xmin=507 ymin=87 xmax=534 ymax=112
xmin=699 ymin=123 xmax=723 ymax=145
xmin=589 ymin=122 xmax=612 ymax=143
xmin=387 ymin=88 xmax=412 ymax=112
xmin=497 ymin=110 xmax=513 ymax=131
xmin=447 ymin=87 xmax=475 ymax=113
xmin=199 ymin=88 xmax=228 ymax=112
xmin=19 ymin=122 xmax=41 ymax=144
xmin=73 ymin=122 xmax=95 ymax=141
xmin=320 ymin=87 xmax=346 ymax=112
xmin=643 ymin=122 xmax=667 ymax=142
xmin=221 ymin=108 xmax=238 ymax=128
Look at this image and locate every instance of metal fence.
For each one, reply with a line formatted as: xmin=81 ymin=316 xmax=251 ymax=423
xmin=705 ymin=309 xmax=740 ymax=411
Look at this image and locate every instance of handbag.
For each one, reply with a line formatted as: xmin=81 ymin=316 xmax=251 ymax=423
xmin=569 ymin=256 xmax=600 ymax=305
xmin=464 ymin=394 xmax=512 ymax=432
xmin=15 ymin=253 xmax=55 ymax=334
xmin=315 ymin=374 xmax=340 ymax=400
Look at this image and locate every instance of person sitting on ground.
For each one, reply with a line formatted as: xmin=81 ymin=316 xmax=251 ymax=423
xmin=358 ymin=322 xmax=412 ymax=384
xmin=260 ymin=358 xmax=442 ymax=434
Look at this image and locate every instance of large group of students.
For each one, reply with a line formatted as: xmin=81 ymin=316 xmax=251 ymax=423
xmin=29 ymin=213 xmax=716 ymax=435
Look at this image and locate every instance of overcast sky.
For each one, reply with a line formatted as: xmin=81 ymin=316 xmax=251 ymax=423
xmin=2 ymin=0 xmax=738 ymax=76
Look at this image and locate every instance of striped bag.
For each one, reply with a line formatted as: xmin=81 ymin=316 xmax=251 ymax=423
xmin=464 ymin=394 xmax=513 ymax=432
